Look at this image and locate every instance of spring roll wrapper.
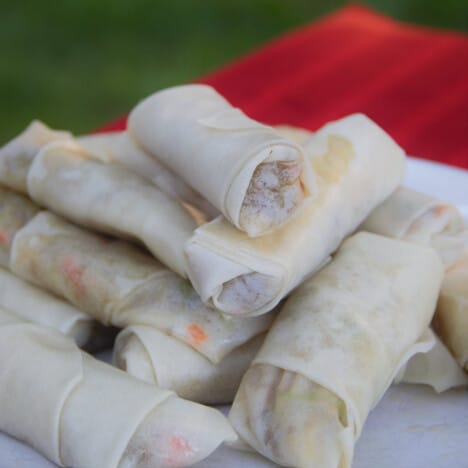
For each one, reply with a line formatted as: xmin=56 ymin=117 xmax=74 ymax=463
xmin=186 ymin=114 xmax=406 ymax=316
xmin=229 ymin=233 xmax=443 ymax=467
xmin=361 ymin=186 xmax=468 ymax=267
xmin=0 ymin=187 xmax=40 ymax=267
xmin=273 ymin=125 xmax=314 ymax=145
xmin=10 ymin=211 xmax=273 ymax=363
xmin=26 ymin=139 xmax=197 ymax=277
xmin=114 ymin=325 xmax=264 ymax=404
xmin=433 ymin=251 xmax=468 ymax=371
xmin=0 ymin=310 xmax=236 ymax=468
xmin=77 ymin=131 xmax=218 ymax=219
xmin=0 ymin=266 xmax=95 ymax=348
xmin=396 ymin=330 xmax=468 ymax=391
xmin=0 ymin=120 xmax=72 ymax=193
xmin=128 ymin=84 xmax=312 ymax=236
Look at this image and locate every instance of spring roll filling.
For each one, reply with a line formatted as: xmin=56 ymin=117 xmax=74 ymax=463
xmin=231 ymin=364 xmax=351 ymax=468
xmin=239 ymin=158 xmax=305 ymax=235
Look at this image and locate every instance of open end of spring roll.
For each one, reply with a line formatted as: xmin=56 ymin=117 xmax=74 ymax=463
xmin=186 ymin=113 xmax=406 ymax=316
xmin=128 ymin=84 xmax=312 ymax=237
xmin=361 ymin=186 xmax=467 ymax=266
xmin=118 ymin=397 xmax=236 ymax=468
xmin=11 ymin=210 xmax=274 ymax=362
xmin=0 ymin=120 xmax=71 ymax=193
xmin=433 ymin=252 xmax=468 ymax=372
xmin=114 ymin=325 xmax=264 ymax=404
xmin=27 ymin=139 xmax=197 ymax=277
xmin=77 ymin=131 xmax=219 ymax=220
xmin=230 ymin=364 xmax=353 ymax=468
xmin=0 ymin=187 xmax=40 ymax=267
xmin=229 ymin=232 xmax=444 ymax=467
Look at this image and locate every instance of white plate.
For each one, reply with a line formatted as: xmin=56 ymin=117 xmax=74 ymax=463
xmin=0 ymin=157 xmax=467 ymax=468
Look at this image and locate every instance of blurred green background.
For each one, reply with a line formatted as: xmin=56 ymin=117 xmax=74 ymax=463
xmin=1 ymin=0 xmax=466 ymax=142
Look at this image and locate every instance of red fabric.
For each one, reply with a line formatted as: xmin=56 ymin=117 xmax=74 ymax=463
xmin=99 ymin=5 xmax=468 ymax=169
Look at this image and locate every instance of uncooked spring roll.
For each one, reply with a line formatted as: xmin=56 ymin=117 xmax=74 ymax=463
xmin=0 ymin=186 xmax=39 ymax=267
xmin=361 ymin=186 xmax=467 ymax=266
xmin=433 ymin=251 xmax=468 ymax=372
xmin=185 ymin=114 xmax=406 ymax=316
xmin=0 ymin=308 xmax=236 ymax=468
xmin=128 ymin=84 xmax=313 ymax=237
xmin=229 ymin=232 xmax=443 ymax=468
xmin=26 ymin=139 xmax=197 ymax=276
xmin=10 ymin=210 xmax=274 ymax=363
xmin=114 ymin=326 xmax=264 ymax=404
xmin=77 ymin=130 xmax=218 ymax=219
xmin=0 ymin=120 xmax=71 ymax=193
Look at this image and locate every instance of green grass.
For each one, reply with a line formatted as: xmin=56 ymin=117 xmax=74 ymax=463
xmin=1 ymin=0 xmax=466 ymax=142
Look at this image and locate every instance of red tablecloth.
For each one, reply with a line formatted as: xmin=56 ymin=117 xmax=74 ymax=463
xmin=99 ymin=5 xmax=468 ymax=169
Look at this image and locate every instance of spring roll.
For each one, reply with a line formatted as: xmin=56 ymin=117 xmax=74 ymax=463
xmin=0 ymin=187 xmax=40 ymax=267
xmin=229 ymin=232 xmax=443 ymax=468
xmin=361 ymin=186 xmax=467 ymax=267
xmin=433 ymin=251 xmax=468 ymax=372
xmin=26 ymin=139 xmax=197 ymax=276
xmin=128 ymin=84 xmax=313 ymax=237
xmin=0 ymin=308 xmax=236 ymax=468
xmin=396 ymin=330 xmax=468 ymax=391
xmin=185 ymin=114 xmax=406 ymax=316
xmin=114 ymin=326 xmax=264 ymax=404
xmin=10 ymin=210 xmax=273 ymax=363
xmin=77 ymin=131 xmax=218 ymax=219
xmin=0 ymin=120 xmax=71 ymax=193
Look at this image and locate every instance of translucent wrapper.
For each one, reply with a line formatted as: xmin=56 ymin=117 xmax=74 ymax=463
xmin=229 ymin=232 xmax=443 ymax=468
xmin=361 ymin=186 xmax=468 ymax=267
xmin=0 ymin=120 xmax=71 ymax=193
xmin=27 ymin=139 xmax=198 ymax=277
xmin=114 ymin=326 xmax=264 ymax=404
xmin=0 ymin=187 xmax=40 ymax=267
xmin=77 ymin=131 xmax=218 ymax=219
xmin=10 ymin=211 xmax=273 ymax=363
xmin=0 ymin=266 xmax=96 ymax=349
xmin=397 ymin=330 xmax=468 ymax=392
xmin=433 ymin=251 xmax=468 ymax=372
xmin=0 ymin=309 xmax=236 ymax=468
xmin=186 ymin=114 xmax=406 ymax=316
xmin=273 ymin=125 xmax=314 ymax=145
xmin=128 ymin=84 xmax=313 ymax=237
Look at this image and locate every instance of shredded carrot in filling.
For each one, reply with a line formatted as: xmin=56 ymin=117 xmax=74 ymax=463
xmin=432 ymin=205 xmax=449 ymax=217
xmin=0 ymin=230 xmax=11 ymax=245
xmin=61 ymin=256 xmax=85 ymax=296
xmin=187 ymin=323 xmax=208 ymax=346
xmin=167 ymin=435 xmax=193 ymax=464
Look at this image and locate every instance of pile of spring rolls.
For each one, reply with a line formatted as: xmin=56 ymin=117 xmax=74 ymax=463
xmin=0 ymin=84 xmax=466 ymax=468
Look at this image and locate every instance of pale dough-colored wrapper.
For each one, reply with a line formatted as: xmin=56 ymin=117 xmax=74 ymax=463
xmin=0 ymin=120 xmax=71 ymax=193
xmin=10 ymin=211 xmax=274 ymax=363
xmin=229 ymin=232 xmax=443 ymax=468
xmin=274 ymin=125 xmax=313 ymax=145
xmin=128 ymin=84 xmax=313 ymax=237
xmin=0 ymin=266 xmax=94 ymax=348
xmin=361 ymin=186 xmax=468 ymax=266
xmin=114 ymin=326 xmax=264 ymax=405
xmin=26 ymin=139 xmax=197 ymax=277
xmin=186 ymin=114 xmax=406 ymax=316
xmin=433 ymin=251 xmax=468 ymax=372
xmin=0 ymin=309 xmax=236 ymax=468
xmin=396 ymin=330 xmax=468 ymax=391
xmin=77 ymin=130 xmax=218 ymax=219
xmin=0 ymin=186 xmax=40 ymax=267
